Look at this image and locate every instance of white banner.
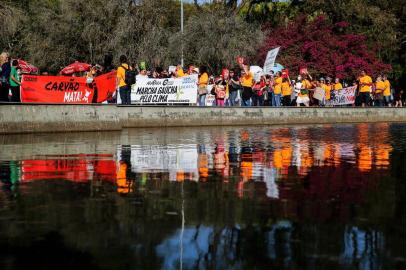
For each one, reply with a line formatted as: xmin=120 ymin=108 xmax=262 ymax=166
xmin=263 ymin=47 xmax=280 ymax=74
xmin=325 ymin=86 xmax=357 ymax=106
xmin=131 ymin=74 xmax=198 ymax=104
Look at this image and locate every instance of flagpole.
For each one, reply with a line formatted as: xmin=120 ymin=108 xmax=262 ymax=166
xmin=181 ymin=0 xmax=184 ymax=67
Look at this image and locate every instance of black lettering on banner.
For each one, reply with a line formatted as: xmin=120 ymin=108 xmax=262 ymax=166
xmin=136 ymin=87 xmax=158 ymax=95
xmin=45 ymin=82 xmax=52 ymax=90
xmin=45 ymin=81 xmax=80 ymax=91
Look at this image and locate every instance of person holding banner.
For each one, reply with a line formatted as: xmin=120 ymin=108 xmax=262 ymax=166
xmin=334 ymin=78 xmax=343 ymax=91
xmin=116 ymin=55 xmax=131 ymax=105
xmin=358 ymin=70 xmax=373 ymax=107
xmin=9 ymin=60 xmax=21 ymax=102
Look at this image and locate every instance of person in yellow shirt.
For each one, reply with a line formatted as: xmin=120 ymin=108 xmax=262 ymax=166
xmin=382 ymin=75 xmax=391 ymax=107
xmin=116 ymin=55 xmax=131 ymax=105
xmin=322 ymin=78 xmax=332 ymax=102
xmin=374 ymin=76 xmax=385 ymax=107
xmin=358 ymin=70 xmax=373 ymax=107
xmin=176 ymin=64 xmax=185 ymax=77
xmin=239 ymin=65 xmax=254 ymax=106
xmin=273 ymin=72 xmax=283 ymax=106
xmin=281 ymin=77 xmax=292 ymax=106
xmin=197 ymin=66 xmax=209 ymax=106
xmin=333 ymin=78 xmax=343 ymax=91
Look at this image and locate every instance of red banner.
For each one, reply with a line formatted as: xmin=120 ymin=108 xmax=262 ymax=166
xmin=94 ymin=71 xmax=117 ymax=103
xmin=21 ymin=71 xmax=116 ymax=103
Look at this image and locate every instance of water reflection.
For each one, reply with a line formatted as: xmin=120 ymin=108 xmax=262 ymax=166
xmin=0 ymin=123 xmax=405 ymax=269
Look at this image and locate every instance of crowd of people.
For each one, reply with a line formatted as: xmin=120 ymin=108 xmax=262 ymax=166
xmin=1 ymin=51 xmax=404 ymax=107
xmin=116 ymin=54 xmax=404 ymax=107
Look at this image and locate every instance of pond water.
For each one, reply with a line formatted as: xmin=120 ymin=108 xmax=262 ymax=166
xmin=0 ymin=123 xmax=406 ymax=270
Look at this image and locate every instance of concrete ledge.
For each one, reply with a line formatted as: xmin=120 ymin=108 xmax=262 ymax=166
xmin=0 ymin=104 xmax=406 ymax=134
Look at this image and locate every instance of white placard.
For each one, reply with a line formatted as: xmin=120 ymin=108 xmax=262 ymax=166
xmin=263 ymin=47 xmax=280 ymax=74
xmin=131 ymin=74 xmax=198 ymax=104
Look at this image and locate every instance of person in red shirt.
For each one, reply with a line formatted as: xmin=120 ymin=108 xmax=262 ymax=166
xmin=252 ymin=76 xmax=266 ymax=106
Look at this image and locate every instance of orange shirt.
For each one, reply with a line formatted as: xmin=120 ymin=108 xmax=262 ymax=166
xmin=299 ymin=79 xmax=312 ymax=97
xmin=375 ymin=81 xmax=385 ymax=94
xmin=273 ymin=77 xmax=283 ymax=95
xmin=334 ymin=83 xmax=343 ymax=90
xmin=117 ymin=63 xmax=129 ymax=87
xmin=281 ymin=82 xmax=292 ymax=96
xmin=198 ymin=72 xmax=208 ymax=87
xmin=359 ymin=75 xmax=373 ymax=93
xmin=383 ymin=79 xmax=391 ymax=97
xmin=177 ymin=68 xmax=185 ymax=77
xmin=241 ymin=72 xmax=254 ymax=87
xmin=322 ymin=84 xmax=331 ymax=100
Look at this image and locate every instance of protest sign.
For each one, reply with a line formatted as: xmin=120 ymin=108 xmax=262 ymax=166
xmin=236 ymin=56 xmax=245 ymax=65
xmin=131 ymin=74 xmax=198 ymax=104
xmin=313 ymin=87 xmax=325 ymax=101
xmin=299 ymin=67 xmax=308 ymax=75
xmin=263 ymin=47 xmax=280 ymax=74
xmin=281 ymin=69 xmax=289 ymax=78
xmin=250 ymin=66 xmax=263 ymax=82
xmin=325 ymin=86 xmax=357 ymax=106
xmin=21 ymin=71 xmax=116 ymax=104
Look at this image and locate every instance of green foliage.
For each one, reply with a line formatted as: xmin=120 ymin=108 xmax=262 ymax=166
xmin=0 ymin=0 xmax=404 ymax=83
xmin=168 ymin=8 xmax=264 ymax=73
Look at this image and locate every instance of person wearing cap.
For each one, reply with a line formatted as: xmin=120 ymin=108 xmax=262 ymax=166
xmin=239 ymin=65 xmax=254 ymax=107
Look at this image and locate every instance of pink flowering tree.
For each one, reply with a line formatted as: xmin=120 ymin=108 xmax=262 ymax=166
xmin=257 ymin=15 xmax=391 ymax=79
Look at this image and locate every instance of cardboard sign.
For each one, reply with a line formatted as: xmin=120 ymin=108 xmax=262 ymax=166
xmin=313 ymin=87 xmax=325 ymax=101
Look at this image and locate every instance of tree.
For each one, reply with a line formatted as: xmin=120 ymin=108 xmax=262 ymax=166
xmin=169 ymin=8 xmax=264 ymax=73
xmin=0 ymin=2 xmax=25 ymax=52
xmin=257 ymin=15 xmax=391 ymax=79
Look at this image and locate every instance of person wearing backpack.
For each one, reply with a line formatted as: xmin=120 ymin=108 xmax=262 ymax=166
xmin=116 ymin=55 xmax=134 ymax=105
